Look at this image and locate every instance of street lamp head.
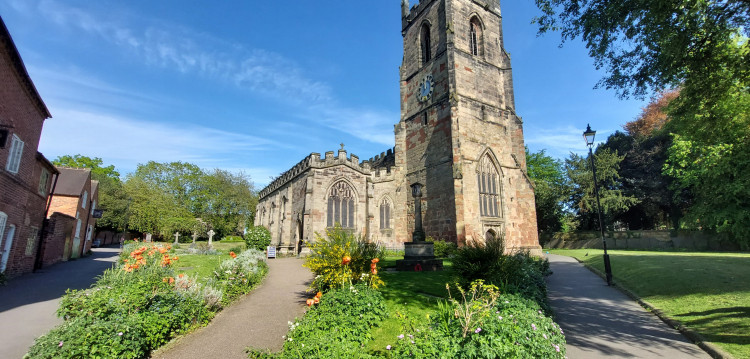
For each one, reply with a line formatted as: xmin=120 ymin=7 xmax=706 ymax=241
xmin=583 ymin=124 xmax=596 ymax=147
xmin=410 ymin=182 xmax=423 ymax=198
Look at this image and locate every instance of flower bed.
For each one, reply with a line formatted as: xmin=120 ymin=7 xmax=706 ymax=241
xmin=25 ymin=242 xmax=267 ymax=358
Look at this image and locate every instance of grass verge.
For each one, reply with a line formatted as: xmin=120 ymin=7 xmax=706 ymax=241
xmin=367 ymin=258 xmax=454 ymax=354
xmin=549 ymin=249 xmax=750 ymax=358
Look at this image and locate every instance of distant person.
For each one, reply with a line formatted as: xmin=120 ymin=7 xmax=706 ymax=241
xmin=119 ymin=236 xmax=125 ymax=248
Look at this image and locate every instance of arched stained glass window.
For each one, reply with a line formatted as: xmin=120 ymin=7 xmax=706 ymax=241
xmin=380 ymin=197 xmax=392 ymax=229
xmin=327 ymin=181 xmax=355 ymax=228
xmin=478 ymin=155 xmax=501 ymax=217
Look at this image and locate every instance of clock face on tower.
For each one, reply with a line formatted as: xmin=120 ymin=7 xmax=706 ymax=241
xmin=417 ymin=75 xmax=434 ymax=102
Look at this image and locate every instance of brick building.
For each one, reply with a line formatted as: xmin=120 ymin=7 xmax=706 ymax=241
xmin=0 ymin=17 xmax=58 ymax=278
xmin=46 ymin=167 xmax=99 ymax=260
xmin=255 ymin=0 xmax=541 ymax=255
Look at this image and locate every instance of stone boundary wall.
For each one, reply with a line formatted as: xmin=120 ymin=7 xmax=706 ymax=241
xmin=541 ymin=230 xmax=742 ymax=251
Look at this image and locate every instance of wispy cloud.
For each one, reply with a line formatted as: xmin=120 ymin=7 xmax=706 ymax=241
xmin=524 ymin=124 xmax=615 ymax=159
xmin=39 ymin=108 xmax=280 ymax=175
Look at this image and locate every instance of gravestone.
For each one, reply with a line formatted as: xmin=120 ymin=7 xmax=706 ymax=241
xmin=191 ymin=232 xmax=198 ymax=248
xmin=207 ymin=229 xmax=215 ymax=246
xmin=145 ymin=233 xmax=152 ymax=242
xmin=174 ymin=232 xmax=180 ymax=244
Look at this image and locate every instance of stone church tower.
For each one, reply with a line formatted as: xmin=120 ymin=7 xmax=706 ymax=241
xmin=255 ymin=0 xmax=540 ymax=255
xmin=396 ymin=0 xmax=539 ymax=251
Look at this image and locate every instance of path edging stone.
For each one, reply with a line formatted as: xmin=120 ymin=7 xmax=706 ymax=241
xmin=565 ymin=255 xmax=734 ymax=359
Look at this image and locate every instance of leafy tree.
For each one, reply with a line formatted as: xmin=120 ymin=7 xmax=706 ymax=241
xmin=565 ymin=148 xmax=638 ymax=230
xmin=526 ymin=147 xmax=568 ymax=232
xmin=533 ymin=0 xmax=750 ymax=99
xmin=202 ymin=169 xmax=257 ymax=237
xmin=52 ymin=155 xmax=129 ymax=232
xmin=624 ymin=90 xmax=680 ymax=137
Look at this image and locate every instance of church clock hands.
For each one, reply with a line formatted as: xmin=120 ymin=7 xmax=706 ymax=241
xmin=417 ymin=74 xmax=434 ymax=102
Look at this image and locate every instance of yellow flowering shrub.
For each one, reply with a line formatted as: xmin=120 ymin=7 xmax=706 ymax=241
xmin=304 ymin=225 xmax=385 ymax=291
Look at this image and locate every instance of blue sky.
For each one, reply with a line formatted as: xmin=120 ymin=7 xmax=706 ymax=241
xmin=2 ymin=0 xmax=645 ymax=187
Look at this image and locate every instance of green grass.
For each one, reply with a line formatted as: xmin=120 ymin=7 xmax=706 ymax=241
xmin=166 ymin=240 xmax=247 ymax=281
xmin=550 ymin=249 xmax=750 ymax=358
xmin=367 ymin=257 xmax=455 ymax=354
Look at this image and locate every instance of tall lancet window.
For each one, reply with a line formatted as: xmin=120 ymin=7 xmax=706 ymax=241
xmin=327 ymin=181 xmax=355 ymax=228
xmin=469 ymin=17 xmax=482 ymax=56
xmin=420 ymin=23 xmax=431 ymax=65
xmin=478 ymin=155 xmax=501 ymax=217
xmin=380 ymin=197 xmax=392 ymax=229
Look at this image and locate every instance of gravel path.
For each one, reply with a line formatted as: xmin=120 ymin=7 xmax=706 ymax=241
xmin=152 ymin=257 xmax=313 ymax=359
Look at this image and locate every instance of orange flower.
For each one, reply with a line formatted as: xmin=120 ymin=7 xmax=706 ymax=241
xmin=371 ymin=269 xmax=378 ymax=275
xmin=371 ymin=258 xmax=380 ymax=263
xmin=342 ymin=256 xmax=351 ymax=265
xmin=229 ymin=251 xmax=237 ymax=258
xmin=371 ymin=263 xmax=377 ymax=269
xmin=169 ymin=277 xmax=174 ymax=284
xmin=306 ymin=299 xmax=314 ymax=307
xmin=315 ymin=291 xmax=323 ymax=299
xmin=178 ymin=273 xmax=185 ymax=278
xmin=313 ymin=296 xmax=320 ymax=304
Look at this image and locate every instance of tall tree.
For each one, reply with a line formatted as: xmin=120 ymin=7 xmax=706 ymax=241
xmin=533 ymin=0 xmax=749 ymax=99
xmin=565 ymin=148 xmax=638 ymax=230
xmin=52 ymin=155 xmax=129 ymax=232
xmin=526 ymin=147 xmax=568 ymax=233
xmin=202 ymin=169 xmax=257 ymax=237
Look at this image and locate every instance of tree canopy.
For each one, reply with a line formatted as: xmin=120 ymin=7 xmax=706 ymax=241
xmin=534 ymin=0 xmax=750 ymax=99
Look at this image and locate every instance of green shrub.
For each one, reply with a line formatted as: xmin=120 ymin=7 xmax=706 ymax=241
xmin=245 ymin=226 xmax=272 ymax=251
xmin=304 ymin=225 xmax=385 ymax=291
xmin=386 ymin=282 xmax=566 ymax=358
xmin=28 ymin=242 xmax=268 ymax=358
xmin=248 ymin=284 xmax=386 ymax=358
xmin=213 ymin=249 xmax=268 ymax=304
xmin=452 ymin=238 xmax=551 ymax=311
xmin=222 ymin=235 xmax=244 ymax=242
xmin=427 ymin=237 xmax=458 ymax=258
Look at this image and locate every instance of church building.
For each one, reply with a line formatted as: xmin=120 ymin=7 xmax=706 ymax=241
xmin=255 ymin=0 xmax=541 ymax=255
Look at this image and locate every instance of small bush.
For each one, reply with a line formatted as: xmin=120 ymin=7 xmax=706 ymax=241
xmin=427 ymin=237 xmax=458 ymax=258
xmin=245 ymin=226 xmax=272 ymax=251
xmin=213 ymin=249 xmax=268 ymax=304
xmin=386 ymin=281 xmax=566 ymax=358
xmin=222 ymin=235 xmax=244 ymax=242
xmin=452 ymin=238 xmax=551 ymax=311
xmin=304 ymin=225 xmax=385 ymax=291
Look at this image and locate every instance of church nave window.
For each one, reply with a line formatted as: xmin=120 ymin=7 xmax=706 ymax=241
xmin=380 ymin=198 xmax=392 ymax=229
xmin=327 ymin=181 xmax=355 ymax=228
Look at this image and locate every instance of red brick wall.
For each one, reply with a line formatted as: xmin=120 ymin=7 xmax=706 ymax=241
xmin=42 ymin=212 xmax=75 ymax=266
xmin=0 ymin=32 xmax=51 ymax=278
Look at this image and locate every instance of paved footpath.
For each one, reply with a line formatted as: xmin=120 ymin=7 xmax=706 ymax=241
xmin=546 ymin=253 xmax=711 ymax=359
xmin=152 ymin=257 xmax=313 ymax=359
xmin=0 ymin=247 xmax=120 ymax=359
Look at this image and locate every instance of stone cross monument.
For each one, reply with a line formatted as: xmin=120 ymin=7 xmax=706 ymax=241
xmin=207 ymin=229 xmax=215 ymax=246
xmin=173 ymin=232 xmax=180 ymax=244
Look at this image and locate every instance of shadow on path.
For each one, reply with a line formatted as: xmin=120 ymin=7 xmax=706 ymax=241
xmin=546 ymin=253 xmax=710 ymax=359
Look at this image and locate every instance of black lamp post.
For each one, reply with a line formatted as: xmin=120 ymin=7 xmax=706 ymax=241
xmin=584 ymin=124 xmax=613 ymax=286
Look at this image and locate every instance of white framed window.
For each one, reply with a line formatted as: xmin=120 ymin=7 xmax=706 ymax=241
xmin=81 ymin=191 xmax=88 ymax=209
xmin=6 ymin=134 xmax=24 ymax=174
xmin=91 ymin=200 xmax=96 ymax=215
xmin=0 ymin=211 xmax=7 ymax=244
xmin=75 ymin=219 xmax=82 ymax=239
xmin=38 ymin=168 xmax=50 ymax=196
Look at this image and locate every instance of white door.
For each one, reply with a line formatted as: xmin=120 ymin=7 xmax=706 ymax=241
xmin=1 ymin=225 xmax=16 ymax=272
xmin=72 ymin=220 xmax=82 ymax=259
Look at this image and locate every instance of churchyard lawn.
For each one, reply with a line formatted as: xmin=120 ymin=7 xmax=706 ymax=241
xmin=550 ymin=249 xmax=750 ymax=358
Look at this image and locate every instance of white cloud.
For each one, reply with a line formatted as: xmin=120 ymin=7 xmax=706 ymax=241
xmin=524 ymin=124 xmax=615 ymax=159
xmin=39 ymin=108 xmax=280 ymax=175
xmin=17 ymin=0 xmax=394 ymax=146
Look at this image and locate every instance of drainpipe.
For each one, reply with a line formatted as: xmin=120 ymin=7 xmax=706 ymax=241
xmin=82 ymin=185 xmax=94 ymax=256
xmin=34 ymin=171 xmax=59 ymax=271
